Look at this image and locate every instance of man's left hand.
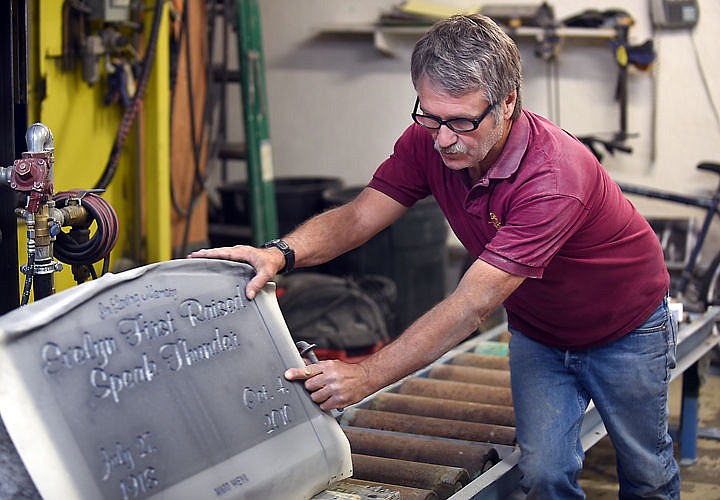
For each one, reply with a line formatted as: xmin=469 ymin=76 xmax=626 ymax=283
xmin=285 ymin=360 xmax=371 ymax=411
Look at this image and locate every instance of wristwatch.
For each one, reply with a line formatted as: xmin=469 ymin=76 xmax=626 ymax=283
xmin=262 ymin=239 xmax=295 ymax=274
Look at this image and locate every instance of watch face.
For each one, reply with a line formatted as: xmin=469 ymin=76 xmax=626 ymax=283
xmin=266 ymin=239 xmax=289 ymax=253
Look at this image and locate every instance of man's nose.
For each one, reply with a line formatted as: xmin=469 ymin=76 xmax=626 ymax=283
xmin=435 ymin=124 xmax=458 ymax=148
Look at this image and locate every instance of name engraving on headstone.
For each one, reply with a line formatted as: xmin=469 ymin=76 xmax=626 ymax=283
xmin=39 ymin=284 xmax=250 ymax=405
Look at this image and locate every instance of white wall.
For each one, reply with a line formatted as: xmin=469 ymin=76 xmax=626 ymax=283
xmin=244 ymin=0 xmax=720 ymax=218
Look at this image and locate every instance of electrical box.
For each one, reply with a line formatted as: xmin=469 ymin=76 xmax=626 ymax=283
xmin=649 ymin=0 xmax=699 ymax=29
xmin=86 ymin=0 xmax=132 ymax=22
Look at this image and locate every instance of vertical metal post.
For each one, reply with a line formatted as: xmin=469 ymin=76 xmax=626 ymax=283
xmin=0 ymin=0 xmax=26 ymax=314
xmin=678 ymin=363 xmax=701 ymax=465
xmin=236 ymin=0 xmax=278 ymax=245
xmin=0 ymin=4 xmax=39 ymax=498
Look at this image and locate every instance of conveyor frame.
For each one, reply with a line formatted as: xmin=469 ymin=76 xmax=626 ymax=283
xmin=340 ymin=306 xmax=720 ymax=499
xmin=446 ymin=306 xmax=720 ymax=499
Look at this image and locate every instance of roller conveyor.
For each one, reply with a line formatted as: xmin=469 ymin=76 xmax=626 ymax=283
xmin=320 ymin=306 xmax=720 ymax=500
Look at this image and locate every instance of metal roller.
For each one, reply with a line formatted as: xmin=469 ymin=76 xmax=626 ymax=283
xmin=343 ymin=427 xmax=500 ymax=477
xmin=351 ymin=453 xmax=470 ymax=499
xmin=429 ymin=364 xmax=511 ymax=387
xmin=318 ymin=477 xmax=439 ymax=500
xmin=341 ymin=409 xmax=515 ymax=445
xmin=449 ymin=352 xmax=510 ymax=370
xmin=398 ymin=378 xmax=513 ymax=406
xmin=368 ymin=392 xmax=515 ymax=427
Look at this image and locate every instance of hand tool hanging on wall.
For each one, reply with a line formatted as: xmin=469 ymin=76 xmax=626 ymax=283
xmin=610 ymin=13 xmax=656 ymax=147
xmin=565 ymin=9 xmax=656 ymax=162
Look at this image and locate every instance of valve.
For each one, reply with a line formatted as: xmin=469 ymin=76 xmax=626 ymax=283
xmin=6 ymin=123 xmax=55 ymax=214
xmin=4 ymin=123 xmax=119 ymax=303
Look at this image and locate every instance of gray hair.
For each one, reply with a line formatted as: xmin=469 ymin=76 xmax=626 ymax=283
xmin=411 ymin=14 xmax=523 ymax=122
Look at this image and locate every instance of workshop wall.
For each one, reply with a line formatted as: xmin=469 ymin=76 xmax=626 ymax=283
xmin=19 ymin=1 xmax=171 ymax=296
xmin=246 ymin=0 xmax=720 ymax=220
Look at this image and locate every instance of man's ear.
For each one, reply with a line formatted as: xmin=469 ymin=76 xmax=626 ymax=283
xmin=502 ymin=90 xmax=517 ymax=119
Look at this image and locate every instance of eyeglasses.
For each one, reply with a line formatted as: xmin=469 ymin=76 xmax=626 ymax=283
xmin=411 ymin=97 xmax=495 ymax=133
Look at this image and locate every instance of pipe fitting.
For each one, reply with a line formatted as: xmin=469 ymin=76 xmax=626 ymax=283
xmin=25 ymin=123 xmax=54 ymax=153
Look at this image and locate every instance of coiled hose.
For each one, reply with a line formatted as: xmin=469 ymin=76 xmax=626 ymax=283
xmin=53 ymin=191 xmax=119 ymax=275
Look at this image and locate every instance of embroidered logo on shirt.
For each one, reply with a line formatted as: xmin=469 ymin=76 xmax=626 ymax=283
xmin=489 ymin=212 xmax=502 ymax=229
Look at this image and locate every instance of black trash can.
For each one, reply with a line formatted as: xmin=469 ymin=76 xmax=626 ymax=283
xmin=322 ymin=186 xmax=448 ymax=337
xmin=215 ymin=176 xmax=343 ymax=238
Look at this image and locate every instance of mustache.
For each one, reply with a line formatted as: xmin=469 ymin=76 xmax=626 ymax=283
xmin=434 ymin=139 xmax=468 ymax=155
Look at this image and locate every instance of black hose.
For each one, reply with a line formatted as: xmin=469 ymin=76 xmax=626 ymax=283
xmin=20 ymin=251 xmax=34 ymax=306
xmin=94 ymin=0 xmax=165 ymax=190
xmin=53 ymin=191 xmax=119 ymax=268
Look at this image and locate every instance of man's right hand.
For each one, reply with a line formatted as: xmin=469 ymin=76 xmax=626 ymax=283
xmin=188 ymin=245 xmax=285 ymax=299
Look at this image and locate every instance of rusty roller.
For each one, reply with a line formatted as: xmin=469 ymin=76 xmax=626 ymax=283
xmin=449 ymin=352 xmax=510 ymax=370
xmin=399 ymin=378 xmax=513 ymax=406
xmin=343 ymin=427 xmax=500 ymax=477
xmin=429 ymin=364 xmax=511 ymax=387
xmin=341 ymin=408 xmax=515 ymax=445
xmin=323 ymin=477 xmax=440 ymax=500
xmin=351 ymin=453 xmax=470 ymax=499
xmin=368 ymin=392 xmax=515 ymax=427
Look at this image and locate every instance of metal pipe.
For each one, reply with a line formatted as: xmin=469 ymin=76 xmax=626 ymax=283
xmin=368 ymin=392 xmax=515 ymax=427
xmin=24 ymin=123 xmax=54 ymax=154
xmin=50 ymin=204 xmax=91 ymax=228
xmin=350 ymin=453 xmax=470 ymax=499
xmin=343 ymin=427 xmax=500 ymax=478
xmin=398 ymin=378 xmax=513 ymax=407
xmin=342 ymin=409 xmax=515 ymax=445
xmin=449 ymin=352 xmax=510 ymax=370
xmin=429 ymin=364 xmax=510 ymax=387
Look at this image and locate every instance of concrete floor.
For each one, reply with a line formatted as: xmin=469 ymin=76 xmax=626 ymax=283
xmin=579 ymin=360 xmax=720 ymax=499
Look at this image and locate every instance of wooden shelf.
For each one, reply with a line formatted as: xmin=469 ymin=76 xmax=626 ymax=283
xmin=318 ymin=22 xmax=618 ymax=56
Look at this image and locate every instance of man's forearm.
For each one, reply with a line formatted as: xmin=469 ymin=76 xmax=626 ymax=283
xmin=283 ymin=187 xmax=408 ymax=269
xmin=283 ymin=204 xmax=368 ymax=268
xmin=358 ymin=261 xmax=525 ymax=396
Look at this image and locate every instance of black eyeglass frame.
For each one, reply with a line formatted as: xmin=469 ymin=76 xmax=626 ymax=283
xmin=411 ymin=97 xmax=496 ymax=133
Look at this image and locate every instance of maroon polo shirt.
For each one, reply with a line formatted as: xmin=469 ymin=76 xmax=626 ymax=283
xmin=368 ymin=109 xmax=669 ymax=349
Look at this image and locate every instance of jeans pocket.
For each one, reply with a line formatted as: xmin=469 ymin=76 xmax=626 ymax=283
xmin=632 ymin=303 xmax=668 ymax=335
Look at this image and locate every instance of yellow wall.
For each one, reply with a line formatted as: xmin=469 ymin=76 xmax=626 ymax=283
xmin=18 ymin=1 xmax=171 ymax=298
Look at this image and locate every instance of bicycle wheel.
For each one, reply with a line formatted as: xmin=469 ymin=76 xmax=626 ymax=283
xmin=700 ymin=252 xmax=720 ymax=308
xmin=699 ymin=254 xmax=720 ymax=364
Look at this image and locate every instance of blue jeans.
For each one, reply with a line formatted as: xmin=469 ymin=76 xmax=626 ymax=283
xmin=509 ymin=298 xmax=679 ymax=499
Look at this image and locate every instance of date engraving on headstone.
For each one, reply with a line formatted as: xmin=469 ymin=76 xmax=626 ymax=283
xmin=98 ymin=432 xmax=160 ymax=500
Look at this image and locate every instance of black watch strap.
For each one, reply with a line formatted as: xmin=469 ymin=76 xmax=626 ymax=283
xmin=262 ymin=239 xmax=295 ymax=274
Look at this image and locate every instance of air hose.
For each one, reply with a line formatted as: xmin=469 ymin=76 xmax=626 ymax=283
xmin=53 ymin=191 xmax=119 ymax=269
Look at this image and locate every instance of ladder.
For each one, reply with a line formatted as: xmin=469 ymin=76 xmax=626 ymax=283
xmin=208 ymin=0 xmax=278 ymax=246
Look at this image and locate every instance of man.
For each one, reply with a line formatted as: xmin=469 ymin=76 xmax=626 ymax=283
xmin=190 ymin=14 xmax=679 ymax=499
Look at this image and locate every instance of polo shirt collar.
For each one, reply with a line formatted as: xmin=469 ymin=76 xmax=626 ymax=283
xmin=471 ymin=110 xmax=529 ymax=187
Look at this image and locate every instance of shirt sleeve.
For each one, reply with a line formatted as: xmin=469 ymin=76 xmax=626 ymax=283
xmin=368 ymin=124 xmax=435 ymax=207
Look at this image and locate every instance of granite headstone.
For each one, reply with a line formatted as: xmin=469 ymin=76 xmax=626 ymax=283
xmin=0 ymin=259 xmax=351 ymax=499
